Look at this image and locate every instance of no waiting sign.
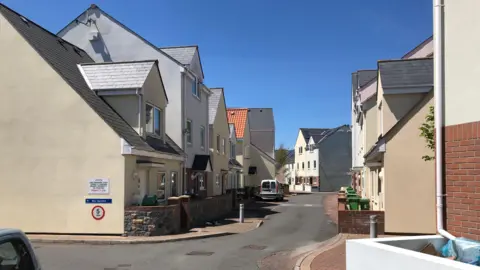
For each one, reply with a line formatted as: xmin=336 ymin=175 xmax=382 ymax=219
xmin=91 ymin=205 xmax=105 ymax=220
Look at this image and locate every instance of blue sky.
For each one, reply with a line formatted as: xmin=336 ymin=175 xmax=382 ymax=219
xmin=1 ymin=0 xmax=432 ymax=148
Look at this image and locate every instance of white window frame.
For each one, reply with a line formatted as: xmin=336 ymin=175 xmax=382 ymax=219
xmin=216 ymin=135 xmax=220 ymax=152
xmin=200 ymin=126 xmax=205 ymax=149
xmin=222 ymin=138 xmax=225 ymax=155
xmin=191 ymin=77 xmax=198 ymax=97
xmin=216 ymin=174 xmax=220 ymax=186
xmin=186 ymin=119 xmax=192 ymax=145
xmin=156 ymin=171 xmax=167 ymax=201
xmin=146 ymin=103 xmax=162 ymax=137
xmin=198 ymin=174 xmax=205 ymax=190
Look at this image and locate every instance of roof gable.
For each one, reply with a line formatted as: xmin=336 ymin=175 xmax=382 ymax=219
xmin=160 ymin=45 xmax=204 ymax=80
xmin=300 ymin=128 xmax=330 ymax=143
xmin=0 ymin=4 xmax=180 ymax=155
xmin=227 ymin=108 xmax=248 ymax=138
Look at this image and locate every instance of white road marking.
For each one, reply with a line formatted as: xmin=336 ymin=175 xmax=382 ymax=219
xmin=304 ymin=204 xmax=313 ymax=207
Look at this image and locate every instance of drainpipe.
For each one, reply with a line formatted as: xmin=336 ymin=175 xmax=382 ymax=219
xmin=434 ymin=0 xmax=455 ymax=240
xmin=137 ymin=89 xmax=144 ymax=138
xmin=182 ymin=71 xmax=188 ymax=195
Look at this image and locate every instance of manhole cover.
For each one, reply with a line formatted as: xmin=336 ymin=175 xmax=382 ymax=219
xmin=242 ymin=245 xmax=267 ymax=250
xmin=186 ymin=251 xmax=214 ymax=256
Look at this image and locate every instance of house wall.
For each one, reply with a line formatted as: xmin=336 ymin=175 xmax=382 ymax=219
xmin=243 ymin=119 xmax=252 ymax=186
xmin=294 ymin=131 xmax=307 ymax=178
xmin=59 ymin=10 xmax=183 ymax=148
xmin=104 ymin=95 xmax=140 ymax=134
xmin=364 ymin=98 xmax=377 ymax=153
xmin=443 ymin=0 xmax=480 ymax=240
xmin=209 ymin=94 xmax=230 ymax=196
xmin=184 ymin=76 xmax=210 ymax=166
xmin=382 ymin=93 xmax=424 ymax=136
xmin=383 ymin=94 xmax=436 ymax=234
xmin=0 ymin=14 xmax=125 ymax=234
xmin=403 ymin=39 xmax=433 ymax=59
xmin=305 ymin=138 xmax=320 ymax=181
xmin=250 ymin=147 xmax=276 ymax=184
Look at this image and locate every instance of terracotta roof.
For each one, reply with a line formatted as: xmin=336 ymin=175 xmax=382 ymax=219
xmin=227 ymin=108 xmax=248 ymax=138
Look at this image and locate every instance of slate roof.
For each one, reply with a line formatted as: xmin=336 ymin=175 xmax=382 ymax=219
xmin=355 ymin=70 xmax=377 ymax=89
xmin=79 ymin=60 xmax=155 ymax=90
xmin=378 ymin=58 xmax=433 ymax=89
xmin=208 ymin=88 xmax=223 ymax=124
xmin=227 ymin=109 xmax=248 ymax=138
xmin=229 ymin=158 xmax=242 ymax=168
xmin=286 ymin=150 xmax=295 ymax=164
xmin=159 ymin=46 xmax=197 ymax=65
xmin=0 ymin=4 xmax=181 ymax=156
xmin=250 ymin=131 xmax=275 ymax=158
xmin=300 ymin=128 xmax=330 ymax=143
xmin=248 ymin=108 xmax=275 ymax=130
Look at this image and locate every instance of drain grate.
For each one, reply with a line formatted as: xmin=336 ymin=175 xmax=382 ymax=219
xmin=186 ymin=251 xmax=214 ymax=256
xmin=242 ymin=245 xmax=267 ymax=250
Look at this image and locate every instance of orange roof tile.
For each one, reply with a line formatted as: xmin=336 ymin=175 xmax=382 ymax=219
xmin=227 ymin=108 xmax=248 ymax=138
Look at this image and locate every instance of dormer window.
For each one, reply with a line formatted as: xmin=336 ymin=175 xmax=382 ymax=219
xmin=146 ymin=103 xmax=162 ymax=136
xmin=192 ymin=78 xmax=200 ymax=99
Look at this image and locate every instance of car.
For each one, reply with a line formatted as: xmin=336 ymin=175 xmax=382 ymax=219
xmin=259 ymin=179 xmax=284 ymax=201
xmin=0 ymin=228 xmax=41 ymax=270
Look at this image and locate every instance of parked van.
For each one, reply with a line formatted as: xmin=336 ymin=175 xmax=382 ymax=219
xmin=260 ymin=179 xmax=284 ymax=201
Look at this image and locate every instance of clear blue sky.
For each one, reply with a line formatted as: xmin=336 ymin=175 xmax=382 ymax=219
xmin=2 ymin=0 xmax=432 ymax=148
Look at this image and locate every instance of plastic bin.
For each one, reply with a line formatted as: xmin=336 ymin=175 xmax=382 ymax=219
xmin=348 ymin=197 xmax=360 ymax=210
xmin=359 ymin=198 xmax=370 ymax=210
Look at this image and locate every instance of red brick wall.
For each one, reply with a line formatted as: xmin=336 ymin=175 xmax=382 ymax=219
xmin=338 ymin=210 xmax=385 ymax=234
xmin=444 ymin=121 xmax=480 ymax=240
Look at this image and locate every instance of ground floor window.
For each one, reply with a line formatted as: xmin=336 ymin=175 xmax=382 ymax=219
xmin=171 ymin=171 xmax=178 ymax=197
xmin=157 ymin=172 xmax=166 ymax=200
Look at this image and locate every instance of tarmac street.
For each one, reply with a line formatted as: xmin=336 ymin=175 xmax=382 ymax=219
xmin=34 ymin=193 xmax=337 ymax=270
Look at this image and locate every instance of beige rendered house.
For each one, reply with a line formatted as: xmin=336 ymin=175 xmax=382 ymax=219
xmin=208 ymin=88 xmax=231 ymax=196
xmin=0 ymin=5 xmax=184 ymax=234
xmin=363 ymin=58 xmax=436 ymax=234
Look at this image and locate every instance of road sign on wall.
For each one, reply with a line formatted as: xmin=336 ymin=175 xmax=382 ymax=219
xmin=91 ymin=205 xmax=105 ymax=220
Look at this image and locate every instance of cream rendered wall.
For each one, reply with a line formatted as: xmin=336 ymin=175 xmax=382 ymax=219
xmin=444 ymin=0 xmax=480 ymax=126
xmin=237 ymin=118 xmax=251 ymax=187
xmin=104 ymin=95 xmax=140 ymax=133
xmin=383 ymin=93 xmax=436 ymax=234
xmin=210 ymin=94 xmax=230 ymax=196
xmin=383 ymin=94 xmax=424 ymax=136
xmin=364 ymin=98 xmax=377 ymax=153
xmin=0 ymin=14 xmax=125 ymax=234
xmin=250 ymin=148 xmax=276 ymax=183
xmin=294 ymin=131 xmax=307 ymax=178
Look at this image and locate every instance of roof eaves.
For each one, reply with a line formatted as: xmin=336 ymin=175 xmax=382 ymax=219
xmin=401 ymin=35 xmax=434 ymax=59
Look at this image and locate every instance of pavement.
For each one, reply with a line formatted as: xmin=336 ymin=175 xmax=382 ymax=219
xmin=33 ymin=192 xmax=337 ymax=270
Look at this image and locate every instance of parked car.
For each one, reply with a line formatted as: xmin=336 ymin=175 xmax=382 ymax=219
xmin=259 ymin=179 xmax=284 ymax=201
xmin=0 ymin=228 xmax=41 ymax=270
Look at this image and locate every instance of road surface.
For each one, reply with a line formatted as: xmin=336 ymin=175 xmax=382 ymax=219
xmin=34 ymin=193 xmax=337 ymax=270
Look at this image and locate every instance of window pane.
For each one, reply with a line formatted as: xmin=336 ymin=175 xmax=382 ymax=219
xmin=200 ymin=127 xmax=205 ymax=147
xmin=154 ymin=108 xmax=161 ymax=135
xmin=146 ymin=104 xmax=154 ymax=133
xmin=191 ymin=79 xmax=197 ymax=96
xmin=187 ymin=121 xmax=192 ymax=143
xmin=157 ymin=173 xmax=166 ymax=200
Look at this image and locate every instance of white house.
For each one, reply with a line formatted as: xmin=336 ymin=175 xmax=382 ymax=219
xmin=58 ymin=4 xmax=212 ymax=196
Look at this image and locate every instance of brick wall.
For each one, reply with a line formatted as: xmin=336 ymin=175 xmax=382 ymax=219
xmin=188 ymin=193 xmax=233 ymax=226
xmin=444 ymin=121 xmax=480 ymax=240
xmin=124 ymin=205 xmax=181 ymax=236
xmin=338 ymin=210 xmax=385 ymax=234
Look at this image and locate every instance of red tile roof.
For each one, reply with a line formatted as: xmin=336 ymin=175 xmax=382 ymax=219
xmin=227 ymin=108 xmax=248 ymax=139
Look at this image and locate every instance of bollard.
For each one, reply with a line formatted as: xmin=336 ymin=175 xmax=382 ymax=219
xmin=239 ymin=203 xmax=244 ymax=223
xmin=370 ymin=215 xmax=378 ymax=238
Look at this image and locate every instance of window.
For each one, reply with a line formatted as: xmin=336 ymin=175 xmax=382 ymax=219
xmin=192 ymin=78 xmax=198 ymax=97
xmin=216 ymin=174 xmax=220 ymax=186
xmin=308 ymin=161 xmax=310 ymax=169
xmin=146 ymin=104 xmax=162 ymax=136
xmin=230 ymin=141 xmax=236 ymax=158
xmin=298 ymin=146 xmax=303 ymax=155
xmin=310 ymin=144 xmax=314 ymax=153
xmin=302 ymin=162 xmax=304 ymax=170
xmin=157 ymin=172 xmax=166 ymax=200
xmin=314 ymin=160 xmax=317 ymax=168
xmin=186 ymin=120 xmax=192 ymax=144
xmin=216 ymin=135 xmax=221 ymax=152
xmin=0 ymin=239 xmax=34 ymax=269
xmin=199 ymin=174 xmax=205 ymax=190
xmin=200 ymin=126 xmax=205 ymax=149
xmin=297 ymin=163 xmax=299 ymax=170
xmin=222 ymin=138 xmax=226 ymax=155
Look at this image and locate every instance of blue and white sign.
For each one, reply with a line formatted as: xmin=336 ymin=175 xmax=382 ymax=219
xmin=85 ymin=198 xmax=112 ymax=204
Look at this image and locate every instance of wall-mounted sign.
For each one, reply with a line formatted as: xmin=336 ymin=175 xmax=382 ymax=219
xmin=85 ymin=198 xmax=112 ymax=204
xmin=88 ymin=178 xmax=110 ymax=195
xmin=91 ymin=205 xmax=105 ymax=220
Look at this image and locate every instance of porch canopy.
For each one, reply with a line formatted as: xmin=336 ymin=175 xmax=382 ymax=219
xmin=364 ymin=138 xmax=385 ymax=168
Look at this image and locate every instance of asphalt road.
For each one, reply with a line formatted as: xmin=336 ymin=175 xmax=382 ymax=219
xmin=34 ymin=193 xmax=337 ymax=270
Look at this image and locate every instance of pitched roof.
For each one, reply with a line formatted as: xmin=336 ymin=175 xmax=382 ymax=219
xmin=378 ymin=58 xmax=433 ymax=89
xmin=79 ymin=60 xmax=157 ymax=90
xmin=208 ymin=88 xmax=223 ymax=124
xmin=159 ymin=46 xmax=197 ymax=65
xmin=0 ymin=4 xmax=181 ymax=156
xmin=355 ymin=70 xmax=377 ymax=89
xmin=286 ymin=150 xmax=295 ymax=164
xmin=227 ymin=108 xmax=248 ymax=138
xmin=401 ymin=35 xmax=433 ymax=59
xmin=300 ymin=128 xmax=330 ymax=143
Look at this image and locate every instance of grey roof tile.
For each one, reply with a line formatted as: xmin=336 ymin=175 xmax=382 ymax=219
xmin=159 ymin=46 xmax=197 ymax=65
xmin=251 ymin=131 xmax=275 ymax=158
xmin=0 ymin=4 xmax=181 ymax=156
xmin=300 ymin=128 xmax=330 ymax=143
xmin=356 ymin=70 xmax=377 ymax=89
xmin=378 ymin=58 xmax=433 ymax=89
xmin=286 ymin=149 xmax=295 ymax=164
xmin=208 ymin=88 xmax=223 ymax=125
xmin=80 ymin=61 xmax=155 ymax=90
xmin=248 ymin=108 xmax=275 ymax=159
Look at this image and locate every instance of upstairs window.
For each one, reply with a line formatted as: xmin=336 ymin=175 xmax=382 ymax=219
xmin=200 ymin=126 xmax=205 ymax=149
xmin=146 ymin=104 xmax=162 ymax=136
xmin=314 ymin=160 xmax=317 ymax=168
xmin=308 ymin=161 xmax=310 ymax=169
xmin=230 ymin=141 xmax=236 ymax=158
xmin=216 ymin=135 xmax=221 ymax=152
xmin=298 ymin=146 xmax=303 ymax=155
xmin=222 ymin=138 xmax=226 ymax=155
xmin=192 ymin=78 xmax=199 ymax=98
xmin=302 ymin=162 xmax=304 ymax=170
xmin=186 ymin=120 xmax=192 ymax=144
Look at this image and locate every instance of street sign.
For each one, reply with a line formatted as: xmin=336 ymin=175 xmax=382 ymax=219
xmin=91 ymin=205 xmax=105 ymax=220
xmin=85 ymin=199 xmax=112 ymax=204
xmin=88 ymin=178 xmax=110 ymax=195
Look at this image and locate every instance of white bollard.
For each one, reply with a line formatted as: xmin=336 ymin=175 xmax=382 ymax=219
xmin=239 ymin=203 xmax=244 ymax=223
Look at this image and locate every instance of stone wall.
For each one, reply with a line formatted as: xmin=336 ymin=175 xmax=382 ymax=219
xmin=188 ymin=193 xmax=233 ymax=226
xmin=338 ymin=210 xmax=385 ymax=234
xmin=124 ymin=205 xmax=180 ymax=236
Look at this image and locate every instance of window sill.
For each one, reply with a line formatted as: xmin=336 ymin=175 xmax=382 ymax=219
xmin=187 ymin=142 xmax=193 ymax=147
xmin=192 ymin=93 xmax=201 ymax=101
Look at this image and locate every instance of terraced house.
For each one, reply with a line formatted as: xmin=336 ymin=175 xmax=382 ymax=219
xmin=59 ymin=4 xmax=212 ymax=197
xmin=0 ymin=4 xmax=184 ymax=234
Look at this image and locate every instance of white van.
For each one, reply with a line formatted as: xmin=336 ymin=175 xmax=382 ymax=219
xmin=260 ymin=179 xmax=284 ymax=201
